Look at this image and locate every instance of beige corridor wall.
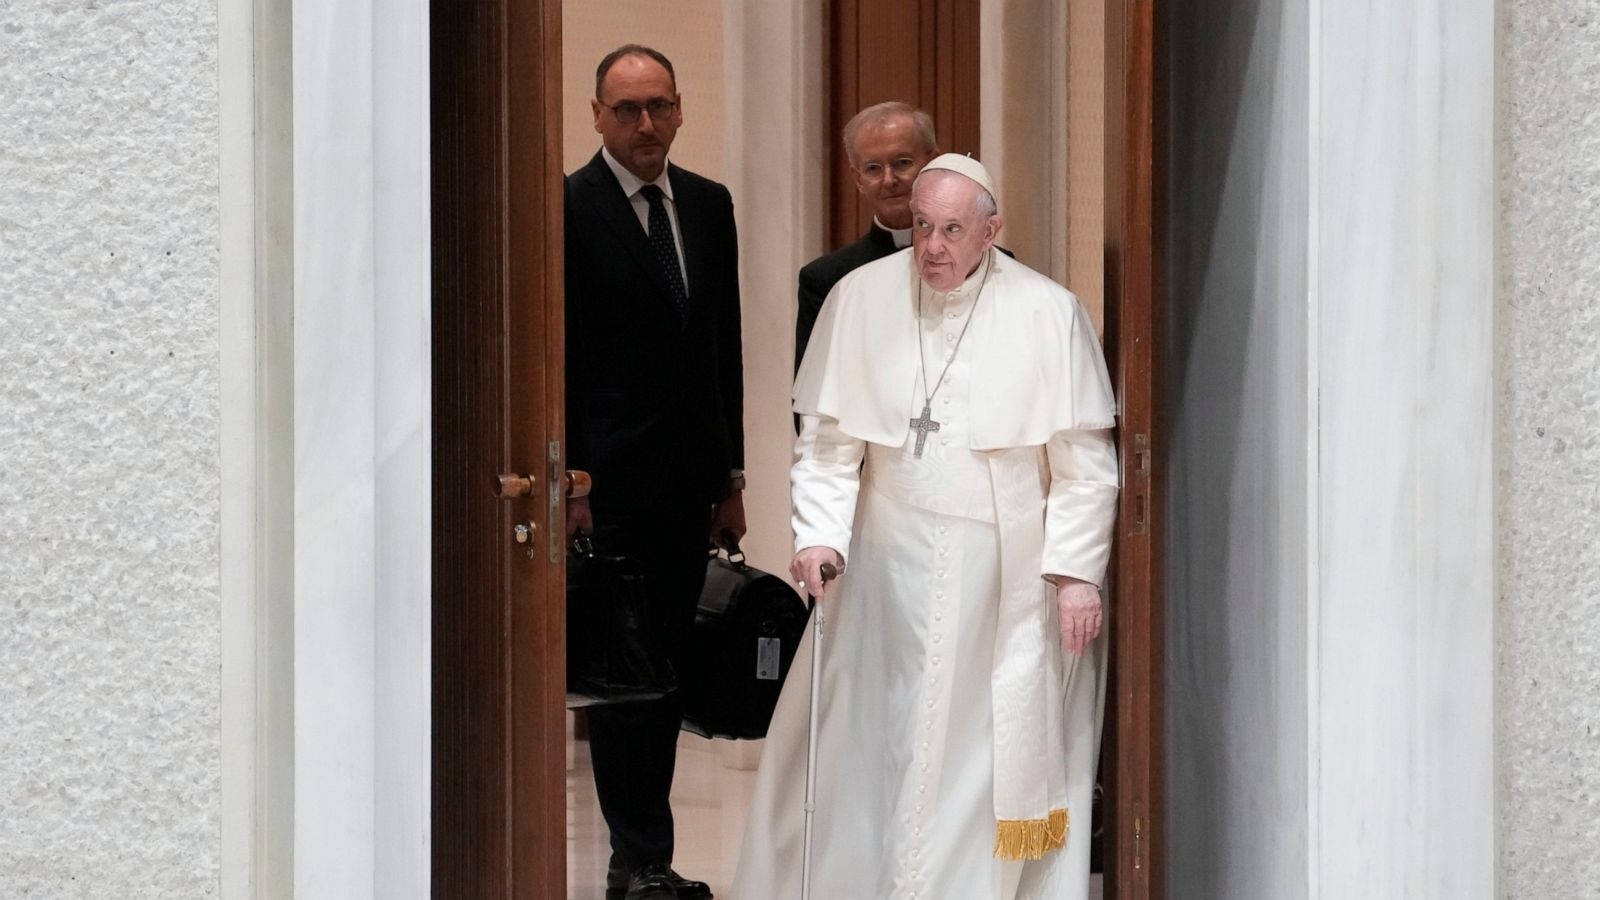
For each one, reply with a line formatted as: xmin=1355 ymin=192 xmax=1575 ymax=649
xmin=979 ymin=0 xmax=1104 ymax=333
xmin=1497 ymin=0 xmax=1600 ymax=893
xmin=563 ymin=3 xmax=726 ymax=182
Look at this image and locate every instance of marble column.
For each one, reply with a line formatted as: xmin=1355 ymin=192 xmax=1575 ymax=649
xmin=1165 ymin=0 xmax=1495 ymax=896
xmin=292 ymin=0 xmax=432 ymax=896
xmin=1312 ymin=1 xmax=1495 ymax=895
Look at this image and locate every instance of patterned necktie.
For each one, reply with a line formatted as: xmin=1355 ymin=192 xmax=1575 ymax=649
xmin=639 ymin=184 xmax=688 ymax=314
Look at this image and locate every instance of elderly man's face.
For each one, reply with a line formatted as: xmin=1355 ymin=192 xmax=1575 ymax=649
xmin=591 ymin=54 xmax=682 ymax=182
xmin=909 ymin=172 xmax=1001 ymax=293
xmin=849 ymin=116 xmax=936 ymax=230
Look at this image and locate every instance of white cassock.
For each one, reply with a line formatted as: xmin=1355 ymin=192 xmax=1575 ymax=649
xmin=732 ymin=248 xmax=1120 ymax=899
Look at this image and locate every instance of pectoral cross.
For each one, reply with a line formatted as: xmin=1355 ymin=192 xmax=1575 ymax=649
xmin=909 ymin=404 xmax=942 ymax=459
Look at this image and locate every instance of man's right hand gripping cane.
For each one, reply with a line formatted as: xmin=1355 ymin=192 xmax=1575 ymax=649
xmin=791 ymin=547 xmax=844 ymax=602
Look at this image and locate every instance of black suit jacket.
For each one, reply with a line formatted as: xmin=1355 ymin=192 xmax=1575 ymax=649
xmin=565 ymin=152 xmax=743 ymax=512
xmin=794 ymin=224 xmax=900 ymax=375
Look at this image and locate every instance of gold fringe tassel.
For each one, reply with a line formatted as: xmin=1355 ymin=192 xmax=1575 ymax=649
xmin=992 ymin=808 xmax=1070 ymax=861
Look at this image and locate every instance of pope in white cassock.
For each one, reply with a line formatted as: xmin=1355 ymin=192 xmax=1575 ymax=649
xmin=732 ymin=154 xmax=1120 ymax=899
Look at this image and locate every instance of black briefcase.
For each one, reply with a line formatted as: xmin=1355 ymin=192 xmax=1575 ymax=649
xmin=680 ymin=537 xmax=809 ymax=739
xmin=566 ymin=536 xmax=678 ymax=709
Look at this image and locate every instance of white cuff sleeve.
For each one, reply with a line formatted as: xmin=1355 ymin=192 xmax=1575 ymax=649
xmin=790 ymin=413 xmax=865 ymax=561
xmin=1041 ymin=427 xmax=1120 ymax=586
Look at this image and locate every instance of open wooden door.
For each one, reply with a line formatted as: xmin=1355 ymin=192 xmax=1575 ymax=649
xmin=427 ymin=0 xmax=1156 ymax=894
xmin=431 ymin=0 xmax=567 ymax=895
xmin=1102 ymin=0 xmax=1163 ymax=896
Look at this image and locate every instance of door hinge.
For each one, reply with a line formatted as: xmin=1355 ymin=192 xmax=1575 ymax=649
xmin=1133 ymin=815 xmax=1144 ymax=871
xmin=1130 ymin=432 xmax=1151 ymax=535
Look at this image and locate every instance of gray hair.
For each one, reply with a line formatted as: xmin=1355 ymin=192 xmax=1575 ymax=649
xmin=842 ymin=101 xmax=938 ymax=167
xmin=973 ymin=186 xmax=997 ymax=218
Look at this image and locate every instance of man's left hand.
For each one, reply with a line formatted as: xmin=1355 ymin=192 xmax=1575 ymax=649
xmin=1055 ymin=578 xmax=1103 ymax=655
xmin=710 ymin=490 xmax=747 ymax=546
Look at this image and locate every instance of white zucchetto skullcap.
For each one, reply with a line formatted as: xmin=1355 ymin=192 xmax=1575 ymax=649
xmin=914 ymin=153 xmax=996 ymax=204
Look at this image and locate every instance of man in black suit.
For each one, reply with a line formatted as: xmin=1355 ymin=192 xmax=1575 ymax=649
xmin=794 ymin=101 xmax=939 ymax=373
xmin=564 ymin=44 xmax=744 ymax=900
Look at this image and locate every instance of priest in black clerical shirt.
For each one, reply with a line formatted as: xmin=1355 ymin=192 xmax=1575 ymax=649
xmin=794 ymin=101 xmax=938 ymax=375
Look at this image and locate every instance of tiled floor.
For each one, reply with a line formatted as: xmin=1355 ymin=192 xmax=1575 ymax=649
xmin=567 ymin=719 xmax=1103 ymax=900
xmin=568 ymin=723 xmax=759 ymax=899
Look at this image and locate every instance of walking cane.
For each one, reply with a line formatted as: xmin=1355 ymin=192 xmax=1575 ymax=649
xmin=801 ymin=560 xmax=838 ymax=900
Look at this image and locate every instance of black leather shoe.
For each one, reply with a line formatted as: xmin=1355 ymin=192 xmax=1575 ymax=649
xmin=620 ymin=863 xmax=679 ymax=900
xmin=603 ymin=863 xmax=713 ymax=900
xmin=665 ymin=869 xmax=711 ymax=899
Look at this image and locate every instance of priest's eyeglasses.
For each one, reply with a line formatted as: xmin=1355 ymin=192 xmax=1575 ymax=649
xmin=607 ymin=98 xmax=678 ymax=126
xmin=857 ymin=157 xmax=921 ymax=181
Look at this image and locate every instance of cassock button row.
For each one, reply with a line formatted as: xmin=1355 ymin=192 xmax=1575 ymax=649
xmin=920 ymin=764 xmax=929 ymax=773
xmin=936 ymin=591 xmax=945 ymax=599
xmin=932 ymin=657 xmax=942 ymax=666
xmin=934 ymin=612 xmax=944 ymax=621
xmin=933 ymin=634 xmax=943 ymax=644
xmin=926 ymin=699 xmax=935 ymax=708
xmin=945 ymin=333 xmax=955 ymax=343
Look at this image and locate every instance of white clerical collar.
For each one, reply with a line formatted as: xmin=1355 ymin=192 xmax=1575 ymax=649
xmin=601 ymin=145 xmax=675 ymax=201
xmin=875 ymin=217 xmax=913 ymax=249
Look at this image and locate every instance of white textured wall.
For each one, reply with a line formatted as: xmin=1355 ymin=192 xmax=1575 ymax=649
xmin=0 ymin=1 xmax=222 ymax=895
xmin=1162 ymin=1 xmax=1311 ymax=895
xmin=1498 ymin=0 xmax=1600 ymax=894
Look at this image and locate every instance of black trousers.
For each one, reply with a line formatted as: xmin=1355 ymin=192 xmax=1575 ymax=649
xmin=585 ymin=489 xmax=712 ymax=874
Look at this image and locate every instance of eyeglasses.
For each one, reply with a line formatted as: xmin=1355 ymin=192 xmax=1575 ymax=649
xmin=857 ymin=157 xmax=923 ymax=181
xmin=605 ymin=98 xmax=678 ymax=126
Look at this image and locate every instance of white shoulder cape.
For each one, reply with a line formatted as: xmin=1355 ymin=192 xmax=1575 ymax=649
xmin=792 ymin=248 xmax=1116 ymax=449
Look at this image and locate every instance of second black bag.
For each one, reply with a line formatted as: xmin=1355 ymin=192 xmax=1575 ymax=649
xmin=566 ymin=536 xmax=678 ymax=709
xmin=680 ymin=538 xmax=810 ymax=739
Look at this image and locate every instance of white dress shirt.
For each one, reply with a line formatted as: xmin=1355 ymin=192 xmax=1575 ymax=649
xmin=601 ymin=146 xmax=689 ymax=293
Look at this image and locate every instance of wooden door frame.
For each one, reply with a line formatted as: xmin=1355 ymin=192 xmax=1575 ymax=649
xmin=430 ymin=0 xmax=1159 ymax=895
xmin=1102 ymin=0 xmax=1163 ymax=896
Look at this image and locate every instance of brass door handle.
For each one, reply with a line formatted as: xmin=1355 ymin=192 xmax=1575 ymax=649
xmin=564 ymin=470 xmax=592 ymax=499
xmin=494 ymin=473 xmax=536 ymax=499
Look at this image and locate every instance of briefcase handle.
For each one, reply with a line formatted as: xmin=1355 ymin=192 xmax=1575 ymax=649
xmin=708 ymin=529 xmax=746 ymax=566
xmin=571 ymin=534 xmax=596 ymax=558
